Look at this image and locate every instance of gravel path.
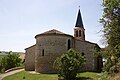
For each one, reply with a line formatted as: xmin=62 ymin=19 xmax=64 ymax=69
xmin=0 ymin=69 xmax=24 ymax=80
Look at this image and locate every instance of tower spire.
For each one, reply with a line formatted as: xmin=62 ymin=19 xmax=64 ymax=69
xmin=74 ymin=8 xmax=85 ymax=41
xmin=75 ymin=8 xmax=84 ymax=29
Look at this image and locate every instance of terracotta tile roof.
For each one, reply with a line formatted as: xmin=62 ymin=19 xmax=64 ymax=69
xmin=41 ymin=29 xmax=65 ymax=35
xmin=35 ymin=29 xmax=73 ymax=38
xmin=25 ymin=45 xmax=36 ymax=50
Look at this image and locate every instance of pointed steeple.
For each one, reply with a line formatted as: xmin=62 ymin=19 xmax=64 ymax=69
xmin=75 ymin=9 xmax=84 ymax=29
xmin=74 ymin=8 xmax=85 ymax=41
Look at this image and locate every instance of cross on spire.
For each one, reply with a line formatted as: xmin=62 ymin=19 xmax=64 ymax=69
xmin=79 ymin=6 xmax=80 ymax=9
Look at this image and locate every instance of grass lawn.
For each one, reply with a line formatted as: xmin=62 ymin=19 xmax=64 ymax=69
xmin=2 ymin=71 xmax=58 ymax=80
xmin=2 ymin=71 xmax=107 ymax=80
xmin=77 ymin=72 xmax=107 ymax=80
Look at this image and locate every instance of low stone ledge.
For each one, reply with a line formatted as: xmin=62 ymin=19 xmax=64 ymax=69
xmin=5 ymin=66 xmax=24 ymax=73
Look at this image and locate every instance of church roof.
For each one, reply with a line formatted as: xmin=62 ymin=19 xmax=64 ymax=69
xmin=41 ymin=29 xmax=65 ymax=35
xmin=75 ymin=9 xmax=84 ymax=28
xmin=35 ymin=29 xmax=73 ymax=38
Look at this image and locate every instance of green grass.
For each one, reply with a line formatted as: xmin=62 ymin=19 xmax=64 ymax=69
xmin=77 ymin=72 xmax=107 ymax=80
xmin=0 ymin=72 xmax=5 ymax=74
xmin=2 ymin=71 xmax=58 ymax=80
xmin=2 ymin=71 xmax=107 ymax=80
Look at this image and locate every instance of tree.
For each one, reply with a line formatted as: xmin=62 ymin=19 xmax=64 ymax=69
xmin=100 ymin=0 xmax=120 ymax=49
xmin=0 ymin=51 xmax=22 ymax=70
xmin=54 ymin=49 xmax=85 ymax=80
xmin=100 ymin=0 xmax=120 ymax=73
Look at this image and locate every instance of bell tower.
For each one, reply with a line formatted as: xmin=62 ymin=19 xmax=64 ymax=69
xmin=74 ymin=9 xmax=85 ymax=41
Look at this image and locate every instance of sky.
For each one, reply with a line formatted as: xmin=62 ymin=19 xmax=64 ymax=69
xmin=0 ymin=0 xmax=103 ymax=52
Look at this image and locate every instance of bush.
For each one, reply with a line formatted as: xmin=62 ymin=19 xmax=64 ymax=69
xmin=0 ymin=51 xmax=22 ymax=71
xmin=54 ymin=49 xmax=85 ymax=80
xmin=102 ymin=45 xmax=120 ymax=74
xmin=109 ymin=63 xmax=120 ymax=74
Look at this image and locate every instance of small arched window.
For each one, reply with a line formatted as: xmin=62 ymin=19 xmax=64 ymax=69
xmin=42 ymin=49 xmax=44 ymax=56
xmin=79 ymin=30 xmax=81 ymax=37
xmin=76 ymin=31 xmax=78 ymax=37
xmin=68 ymin=39 xmax=71 ymax=50
xmin=81 ymin=52 xmax=84 ymax=56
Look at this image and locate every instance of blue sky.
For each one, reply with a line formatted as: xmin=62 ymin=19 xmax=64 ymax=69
xmin=0 ymin=0 xmax=103 ymax=52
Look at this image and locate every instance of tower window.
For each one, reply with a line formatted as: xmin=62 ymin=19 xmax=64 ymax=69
xmin=79 ymin=30 xmax=81 ymax=37
xmin=42 ymin=49 xmax=44 ymax=56
xmin=68 ymin=39 xmax=71 ymax=50
xmin=76 ymin=31 xmax=78 ymax=37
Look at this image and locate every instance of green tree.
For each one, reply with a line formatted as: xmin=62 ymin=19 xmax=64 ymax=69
xmin=100 ymin=0 xmax=120 ymax=73
xmin=100 ymin=0 xmax=120 ymax=48
xmin=0 ymin=51 xmax=22 ymax=70
xmin=54 ymin=49 xmax=85 ymax=80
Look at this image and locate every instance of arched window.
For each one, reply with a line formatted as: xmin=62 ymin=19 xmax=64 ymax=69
xmin=79 ymin=30 xmax=81 ymax=37
xmin=68 ymin=39 xmax=71 ymax=50
xmin=76 ymin=31 xmax=78 ymax=37
xmin=81 ymin=52 xmax=84 ymax=56
xmin=42 ymin=49 xmax=44 ymax=56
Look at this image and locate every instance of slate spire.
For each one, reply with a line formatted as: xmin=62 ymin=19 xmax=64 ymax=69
xmin=75 ymin=9 xmax=84 ymax=28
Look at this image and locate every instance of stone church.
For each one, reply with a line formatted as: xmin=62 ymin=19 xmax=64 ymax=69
xmin=25 ymin=9 xmax=103 ymax=73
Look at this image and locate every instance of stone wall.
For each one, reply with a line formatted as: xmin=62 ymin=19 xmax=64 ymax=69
xmin=25 ymin=34 xmax=102 ymax=73
xmin=35 ymin=34 xmax=73 ymax=73
xmin=25 ymin=45 xmax=35 ymax=71
xmin=75 ymin=40 xmax=97 ymax=71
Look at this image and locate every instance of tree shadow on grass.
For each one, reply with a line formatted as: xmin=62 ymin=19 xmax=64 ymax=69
xmin=76 ymin=77 xmax=93 ymax=80
xmin=58 ymin=77 xmax=93 ymax=80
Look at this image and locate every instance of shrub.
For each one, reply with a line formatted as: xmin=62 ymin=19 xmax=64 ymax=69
xmin=0 ymin=51 xmax=22 ymax=71
xmin=102 ymin=45 xmax=120 ymax=74
xmin=54 ymin=49 xmax=85 ymax=80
